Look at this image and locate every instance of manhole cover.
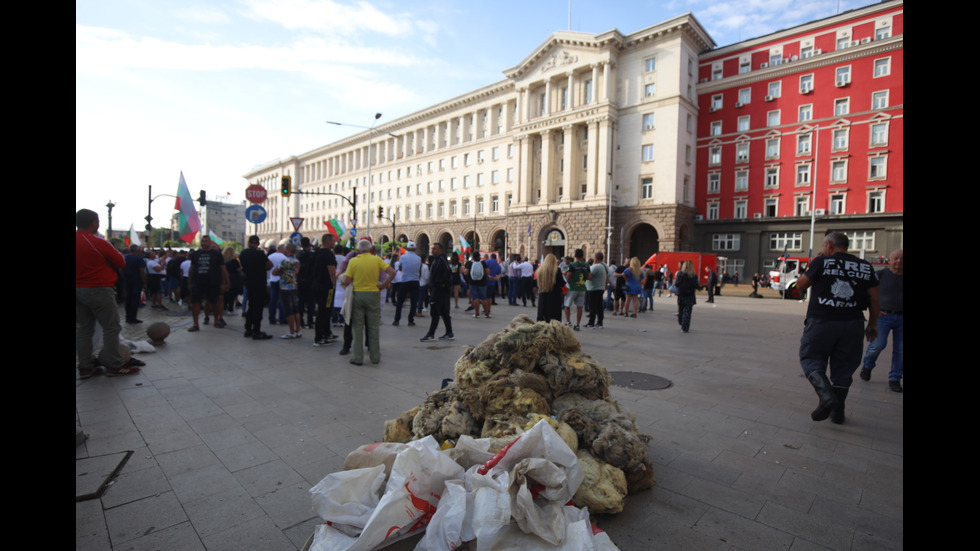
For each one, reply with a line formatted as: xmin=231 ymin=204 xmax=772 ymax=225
xmin=608 ymin=371 xmax=672 ymax=390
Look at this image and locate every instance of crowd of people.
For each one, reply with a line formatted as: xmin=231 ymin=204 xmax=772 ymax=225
xmin=78 ymin=209 xmax=903 ymax=424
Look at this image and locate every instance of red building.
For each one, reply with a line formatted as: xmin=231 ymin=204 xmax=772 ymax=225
xmin=694 ymin=0 xmax=903 ymax=277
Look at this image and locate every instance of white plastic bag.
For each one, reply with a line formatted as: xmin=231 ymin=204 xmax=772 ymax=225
xmin=310 ymin=436 xmax=464 ymax=551
xmin=309 ymin=464 xmax=387 ymax=536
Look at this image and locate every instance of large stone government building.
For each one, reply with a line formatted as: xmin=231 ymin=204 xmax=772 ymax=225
xmin=245 ymin=1 xmax=902 ymax=273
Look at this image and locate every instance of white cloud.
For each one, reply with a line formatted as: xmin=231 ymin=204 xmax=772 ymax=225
xmin=240 ymin=0 xmax=426 ymax=37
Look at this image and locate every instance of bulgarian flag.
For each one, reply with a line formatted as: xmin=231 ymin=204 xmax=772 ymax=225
xmin=124 ymin=223 xmax=141 ymax=247
xmin=325 ymin=218 xmax=346 ymax=240
xmin=175 ymin=172 xmax=201 ymax=243
xmin=458 ymin=234 xmax=471 ymax=254
xmin=208 ymin=231 xmax=224 ymax=246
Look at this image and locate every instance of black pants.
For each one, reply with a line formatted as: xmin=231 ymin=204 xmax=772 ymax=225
xmin=314 ymin=289 xmax=334 ymax=341
xmin=244 ymin=283 xmax=266 ymax=333
xmin=427 ymin=289 xmax=453 ymax=336
xmin=587 ymin=290 xmax=605 ymax=326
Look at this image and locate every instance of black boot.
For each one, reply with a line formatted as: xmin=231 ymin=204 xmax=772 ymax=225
xmin=831 ymin=387 xmax=848 ymax=425
xmin=807 ymin=371 xmax=839 ymax=421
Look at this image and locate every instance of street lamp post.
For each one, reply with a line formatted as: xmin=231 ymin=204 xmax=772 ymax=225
xmin=105 ymin=200 xmax=115 ymax=240
xmin=327 ymin=114 xmax=396 ymax=243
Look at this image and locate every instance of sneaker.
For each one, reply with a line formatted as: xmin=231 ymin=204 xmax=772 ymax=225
xmin=888 ymin=380 xmax=903 ymax=393
xmin=314 ymin=339 xmax=331 ymax=346
xmin=584 ymin=324 xmax=595 ymax=329
xmin=473 ymin=314 xmax=480 ymax=319
xmin=484 ymin=313 xmax=492 ymax=319
xmin=408 ymin=321 xmax=416 ymax=327
xmin=595 ymin=323 xmax=604 ymax=328
xmin=465 ymin=306 xmax=475 ymax=312
xmin=420 ymin=334 xmax=435 ymax=342
xmin=439 ymin=333 xmax=455 ymax=340
xmin=203 ymin=317 xmax=210 ymax=325
xmin=392 ymin=321 xmax=399 ymax=326
xmin=339 ymin=347 xmax=351 ymax=355
xmin=214 ymin=319 xmax=227 ymax=328
xmin=564 ymin=322 xmax=572 ymax=326
xmin=574 ymin=325 xmax=580 ymax=331
xmin=860 ymin=368 xmax=871 ymax=381
xmin=252 ymin=332 xmax=273 ymax=340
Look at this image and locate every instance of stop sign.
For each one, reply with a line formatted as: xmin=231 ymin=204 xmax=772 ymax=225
xmin=245 ymin=184 xmax=268 ymax=204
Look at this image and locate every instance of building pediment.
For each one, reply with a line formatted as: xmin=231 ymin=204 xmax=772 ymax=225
xmin=504 ymin=30 xmax=622 ymax=84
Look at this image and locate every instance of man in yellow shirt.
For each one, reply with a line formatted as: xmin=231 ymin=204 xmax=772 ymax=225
xmin=339 ymin=239 xmax=396 ymax=365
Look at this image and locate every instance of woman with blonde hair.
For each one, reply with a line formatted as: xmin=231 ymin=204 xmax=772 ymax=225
xmin=614 ymin=257 xmax=646 ymax=317
xmin=674 ymin=259 xmax=699 ymax=332
xmin=536 ymin=254 xmax=565 ymax=322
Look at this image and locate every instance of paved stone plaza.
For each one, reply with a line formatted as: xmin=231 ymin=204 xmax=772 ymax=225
xmin=76 ymin=288 xmax=902 ymax=550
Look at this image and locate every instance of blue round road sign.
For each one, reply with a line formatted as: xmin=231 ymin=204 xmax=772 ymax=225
xmin=290 ymin=232 xmax=303 ymax=246
xmin=245 ymin=205 xmax=267 ymax=224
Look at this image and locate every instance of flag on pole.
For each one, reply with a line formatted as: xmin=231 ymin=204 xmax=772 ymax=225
xmin=125 ymin=224 xmax=141 ymax=247
xmin=325 ymin=218 xmax=346 ymax=240
xmin=208 ymin=231 xmax=225 ymax=246
xmin=527 ymin=221 xmax=532 ymax=236
xmin=175 ymin=171 xmax=201 ymax=243
xmin=459 ymin=234 xmax=471 ymax=254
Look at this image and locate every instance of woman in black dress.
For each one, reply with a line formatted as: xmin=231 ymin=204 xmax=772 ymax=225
xmin=535 ymin=254 xmax=565 ymax=322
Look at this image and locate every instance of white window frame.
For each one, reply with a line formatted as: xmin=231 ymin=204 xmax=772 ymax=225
xmin=643 ymin=113 xmax=655 ymax=130
xmin=711 ymin=94 xmax=722 ymax=110
xmin=797 ymin=133 xmax=812 ymax=155
xmin=796 ymin=164 xmax=811 ymax=186
xmin=870 ymin=122 xmax=889 ymax=147
xmin=830 ymin=193 xmax=846 ymax=214
xmin=831 ymin=159 xmax=848 ymax=183
xmin=645 ymin=57 xmax=656 ymax=72
xmin=734 ymin=200 xmax=747 ymax=219
xmin=709 ymin=147 xmax=721 ymax=166
xmin=874 ymin=57 xmax=891 ymax=78
xmin=710 ymin=121 xmax=722 ymax=136
xmin=770 ymin=232 xmax=803 ymax=251
xmin=799 ymin=104 xmax=813 ymax=122
xmin=708 ymin=173 xmax=720 ymax=193
xmin=768 ymin=81 xmax=781 ymax=98
xmin=764 ymin=198 xmax=778 ymax=217
xmin=738 ymin=88 xmax=751 ymax=105
xmin=735 ymin=142 xmax=749 ymax=163
xmin=800 ymin=74 xmax=814 ymax=93
xmin=642 ymin=144 xmax=654 ymax=162
xmin=712 ymin=233 xmax=741 ymax=251
xmin=847 ymin=231 xmax=876 ymax=251
xmin=735 ymin=170 xmax=748 ymax=191
xmin=835 ymin=66 xmax=851 ymax=85
xmin=707 ymin=202 xmax=719 ymax=220
xmin=869 ymin=155 xmax=887 ymax=180
xmin=765 ymin=166 xmax=779 ymax=188
xmin=835 ymin=97 xmax=850 ymax=116
xmin=833 ymin=128 xmax=849 ymax=151
xmin=737 ymin=116 xmax=750 ymax=132
xmin=641 ymin=177 xmax=653 ymax=199
xmin=645 ymin=83 xmax=656 ymax=97
xmin=867 ymin=190 xmax=885 ymax=213
xmin=795 ymin=196 xmax=810 ymax=216
xmin=766 ymin=138 xmax=780 ymax=159
xmin=872 ymin=91 xmax=889 ymax=109
xmin=767 ymin=110 xmax=781 ymax=127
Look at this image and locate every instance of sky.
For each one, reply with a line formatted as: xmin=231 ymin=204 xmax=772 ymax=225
xmin=76 ymin=0 xmax=878 ymax=233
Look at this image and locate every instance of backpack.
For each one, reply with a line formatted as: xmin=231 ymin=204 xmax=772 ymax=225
xmin=470 ymin=260 xmax=485 ymax=281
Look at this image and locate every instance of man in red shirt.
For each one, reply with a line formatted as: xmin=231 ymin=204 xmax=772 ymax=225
xmin=76 ymin=209 xmax=139 ymax=378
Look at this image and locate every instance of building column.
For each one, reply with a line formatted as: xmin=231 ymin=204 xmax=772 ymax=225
xmin=591 ymin=64 xmax=599 ymax=104
xmin=566 ymin=72 xmax=574 ymax=110
xmin=587 ymin=120 xmax=598 ymax=197
xmin=562 ymin=124 xmax=574 ymax=202
xmin=545 ymin=79 xmax=552 ymax=116
xmin=541 ymin=129 xmax=554 ymax=203
xmin=597 ymin=118 xmax=613 ymax=198
xmin=518 ymin=134 xmax=533 ymax=206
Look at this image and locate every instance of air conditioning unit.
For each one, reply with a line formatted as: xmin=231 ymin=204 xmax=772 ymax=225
xmin=814 ymin=208 xmax=826 ymax=215
xmin=850 ymin=41 xmax=859 ymax=47
xmin=814 ymin=49 xmax=822 ymax=55
xmin=765 ymin=95 xmax=775 ymax=102
xmin=801 ymin=88 xmax=813 ymax=94
xmin=709 ymin=107 xmax=718 ymax=112
xmin=700 ymin=77 xmax=709 ymax=83
xmin=753 ymin=213 xmax=762 ymax=218
xmin=695 ymin=214 xmax=704 ymax=221
xmin=735 ymin=102 xmax=744 ymax=108
xmin=790 ymin=55 xmax=799 ymax=61
xmin=760 ymin=62 xmax=769 ymax=68
xmin=861 ymin=37 xmax=871 ymax=44
xmin=835 ymin=80 xmax=848 ymax=87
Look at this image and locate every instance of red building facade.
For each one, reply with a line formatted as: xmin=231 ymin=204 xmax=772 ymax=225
xmin=693 ymin=1 xmax=903 ymax=276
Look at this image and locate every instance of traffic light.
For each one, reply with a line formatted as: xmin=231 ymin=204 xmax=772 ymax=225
xmin=198 ymin=190 xmax=207 ymax=207
xmin=378 ymin=205 xmax=384 ymax=219
xmin=281 ymin=175 xmax=291 ymax=197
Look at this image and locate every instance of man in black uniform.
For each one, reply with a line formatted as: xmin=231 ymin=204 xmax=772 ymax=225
xmin=312 ymin=233 xmax=338 ymax=346
xmin=239 ymin=235 xmax=273 ymax=340
xmin=796 ymin=232 xmax=880 ymax=424
xmin=419 ymin=242 xmax=454 ymax=341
